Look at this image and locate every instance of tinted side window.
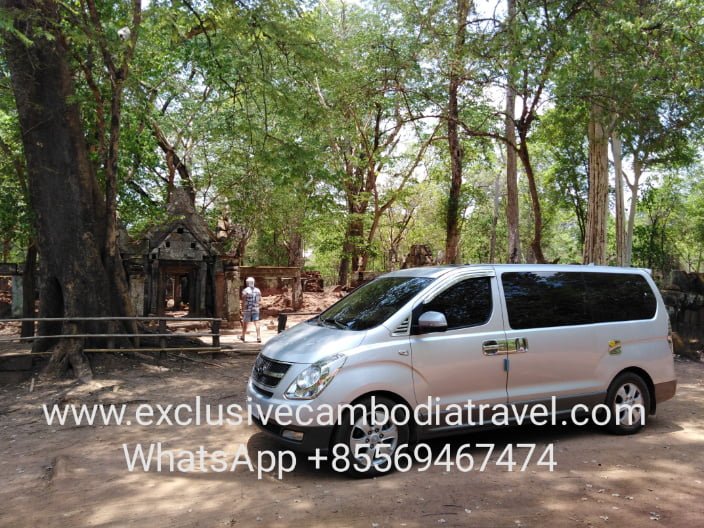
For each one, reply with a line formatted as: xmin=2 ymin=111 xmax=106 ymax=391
xmin=423 ymin=277 xmax=493 ymax=330
xmin=585 ymin=273 xmax=656 ymax=322
xmin=502 ymin=272 xmax=590 ymax=329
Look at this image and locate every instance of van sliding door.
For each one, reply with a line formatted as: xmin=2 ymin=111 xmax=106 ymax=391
xmin=499 ymin=271 xmax=602 ymax=413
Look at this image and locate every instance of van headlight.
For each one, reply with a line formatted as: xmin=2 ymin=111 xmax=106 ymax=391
xmin=285 ymin=353 xmax=346 ymax=400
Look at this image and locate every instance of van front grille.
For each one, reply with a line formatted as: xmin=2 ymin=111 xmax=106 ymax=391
xmin=252 ymin=355 xmax=291 ymax=388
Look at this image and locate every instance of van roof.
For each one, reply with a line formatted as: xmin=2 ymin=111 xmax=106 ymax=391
xmin=382 ymin=264 xmax=650 ymax=279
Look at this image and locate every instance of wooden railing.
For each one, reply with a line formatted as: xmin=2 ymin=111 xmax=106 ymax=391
xmin=0 ymin=316 xmax=221 ymax=355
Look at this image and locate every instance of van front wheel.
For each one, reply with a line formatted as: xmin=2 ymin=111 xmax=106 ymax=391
xmin=332 ymin=396 xmax=410 ymax=477
xmin=605 ymin=373 xmax=650 ymax=435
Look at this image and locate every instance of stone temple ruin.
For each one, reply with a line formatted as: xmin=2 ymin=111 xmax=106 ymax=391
xmin=0 ymin=264 xmax=22 ymax=318
xmin=119 ymin=188 xmax=238 ymax=322
xmin=119 ymin=188 xmax=301 ymax=324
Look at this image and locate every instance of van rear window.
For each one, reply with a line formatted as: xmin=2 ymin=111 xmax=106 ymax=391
xmin=501 ymin=272 xmax=656 ymax=330
xmin=584 ymin=273 xmax=657 ymax=323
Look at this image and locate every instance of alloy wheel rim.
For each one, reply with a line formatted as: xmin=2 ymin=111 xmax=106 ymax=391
xmin=348 ymin=409 xmax=399 ymax=466
xmin=614 ymin=382 xmax=645 ymax=426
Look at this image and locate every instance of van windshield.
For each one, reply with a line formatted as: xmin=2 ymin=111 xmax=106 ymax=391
xmin=316 ymin=276 xmax=433 ymax=331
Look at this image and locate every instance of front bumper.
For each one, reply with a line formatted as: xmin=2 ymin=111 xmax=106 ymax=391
xmin=247 ymin=380 xmax=335 ymax=454
xmin=250 ymin=414 xmax=334 ymax=455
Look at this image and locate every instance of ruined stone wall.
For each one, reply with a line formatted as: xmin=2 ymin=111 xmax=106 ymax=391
xmin=0 ymin=277 xmax=11 ymax=317
xmin=0 ymin=264 xmax=23 ymax=318
xmin=661 ymin=271 xmax=704 ymax=360
xmin=239 ymin=266 xmax=302 ymax=310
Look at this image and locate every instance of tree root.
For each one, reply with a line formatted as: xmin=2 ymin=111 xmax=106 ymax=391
xmin=42 ymin=338 xmax=93 ymax=382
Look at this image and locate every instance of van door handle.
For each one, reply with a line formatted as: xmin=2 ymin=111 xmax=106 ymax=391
xmin=482 ymin=340 xmax=504 ymax=355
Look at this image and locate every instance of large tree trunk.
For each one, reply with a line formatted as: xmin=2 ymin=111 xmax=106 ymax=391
xmin=338 ymin=158 xmax=369 ymax=286
xmin=505 ymin=0 xmax=521 ymax=264
xmin=444 ymin=0 xmax=470 ymax=265
xmin=286 ymin=232 xmax=304 ymax=268
xmin=624 ymin=158 xmax=642 ymax=267
xmin=348 ymin=213 xmax=365 ymax=281
xmin=505 ymin=133 xmax=521 ymax=263
xmin=3 ymin=0 xmax=131 ymax=379
xmin=445 ymin=82 xmax=463 ymax=264
xmin=338 ymin=212 xmax=365 ymax=287
xmin=517 ymin=140 xmax=546 ymax=263
xmin=103 ymin=9 xmax=140 ymax=340
xmin=612 ymin=131 xmax=626 ymax=266
xmin=337 ymin=247 xmax=350 ymax=287
xmin=584 ymin=106 xmax=610 ymax=264
xmin=338 ymin=160 xmax=369 ymax=285
xmin=489 ymin=170 xmax=501 ymax=263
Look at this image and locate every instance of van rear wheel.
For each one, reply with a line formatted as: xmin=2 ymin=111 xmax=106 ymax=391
xmin=332 ymin=396 xmax=409 ymax=477
xmin=604 ymin=373 xmax=650 ymax=435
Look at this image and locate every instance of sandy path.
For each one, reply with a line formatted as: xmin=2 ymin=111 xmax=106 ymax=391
xmin=0 ymin=352 xmax=702 ymax=528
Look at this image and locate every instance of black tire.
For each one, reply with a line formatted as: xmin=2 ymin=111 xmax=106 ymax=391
xmin=604 ymin=372 xmax=651 ymax=435
xmin=332 ymin=396 xmax=410 ymax=477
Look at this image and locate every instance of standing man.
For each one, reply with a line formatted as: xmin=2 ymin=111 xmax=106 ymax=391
xmin=240 ymin=276 xmax=262 ymax=343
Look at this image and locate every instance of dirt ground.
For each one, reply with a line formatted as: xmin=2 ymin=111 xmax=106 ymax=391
xmin=262 ymin=286 xmax=345 ymax=316
xmin=0 ymin=336 xmax=703 ymax=527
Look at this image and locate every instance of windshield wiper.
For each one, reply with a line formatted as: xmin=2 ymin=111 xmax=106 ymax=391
xmin=321 ymin=316 xmax=347 ymax=330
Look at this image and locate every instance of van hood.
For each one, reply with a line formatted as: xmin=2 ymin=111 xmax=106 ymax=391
xmin=260 ymin=320 xmax=366 ymax=364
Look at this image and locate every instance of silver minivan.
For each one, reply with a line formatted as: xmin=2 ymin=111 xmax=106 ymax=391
xmin=247 ymin=265 xmax=677 ymax=475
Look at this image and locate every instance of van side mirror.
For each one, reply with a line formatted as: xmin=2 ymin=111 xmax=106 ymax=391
xmin=417 ymin=311 xmax=448 ymax=333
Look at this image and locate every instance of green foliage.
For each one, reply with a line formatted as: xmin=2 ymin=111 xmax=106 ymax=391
xmin=533 ymin=104 xmax=589 ymax=246
xmin=0 ymin=104 xmax=32 ymax=261
xmin=630 ymin=165 xmax=704 ymax=276
xmin=632 ymin=176 xmax=683 ymax=274
xmin=2 ymin=0 xmax=704 ymax=280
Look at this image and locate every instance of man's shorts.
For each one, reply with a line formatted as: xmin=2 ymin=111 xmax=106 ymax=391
xmin=243 ymin=310 xmax=260 ymax=323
